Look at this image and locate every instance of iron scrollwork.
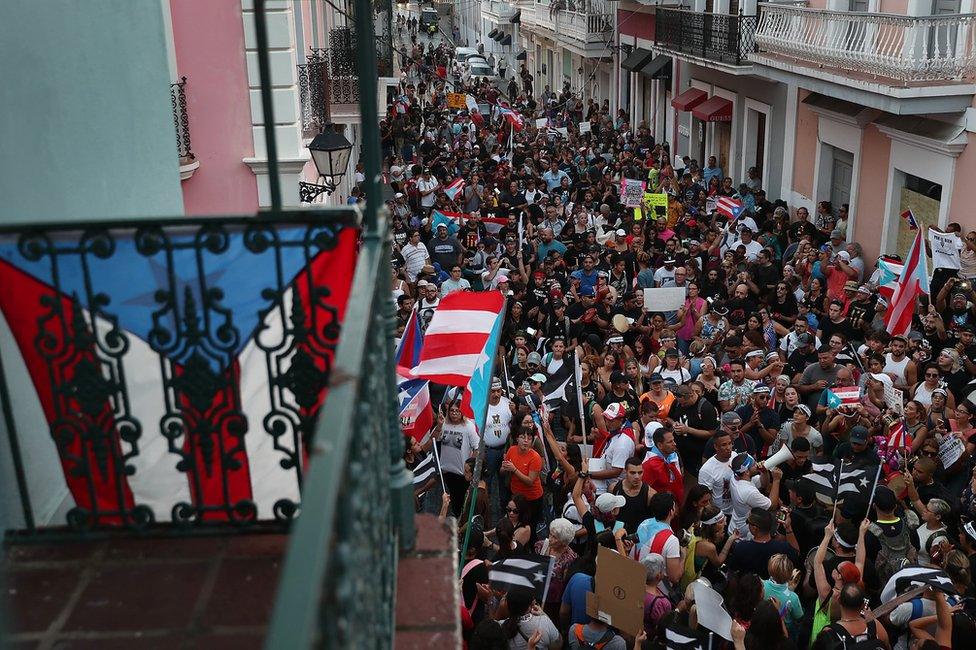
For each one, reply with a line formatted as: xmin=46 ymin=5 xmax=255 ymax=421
xmin=3 ymin=218 xmax=353 ymax=534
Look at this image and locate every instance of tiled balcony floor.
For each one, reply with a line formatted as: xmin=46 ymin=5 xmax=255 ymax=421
xmin=1 ymin=533 xmax=286 ymax=649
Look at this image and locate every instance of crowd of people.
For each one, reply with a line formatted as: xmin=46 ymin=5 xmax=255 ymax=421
xmin=385 ymin=31 xmax=976 ymax=650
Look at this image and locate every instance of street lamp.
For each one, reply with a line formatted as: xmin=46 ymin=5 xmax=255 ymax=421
xmin=299 ymin=123 xmax=353 ymax=203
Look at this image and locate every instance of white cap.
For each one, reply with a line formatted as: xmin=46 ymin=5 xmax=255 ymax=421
xmin=869 ymin=372 xmax=893 ymax=386
xmin=595 ymin=493 xmax=627 ymax=513
xmin=837 ymin=250 xmax=851 ymax=261
xmin=615 ymin=228 xmax=626 ymax=237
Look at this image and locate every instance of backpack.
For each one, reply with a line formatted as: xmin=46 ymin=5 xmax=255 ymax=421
xmin=822 ymin=620 xmax=884 ymax=649
xmin=572 ymin=623 xmax=616 ymax=649
xmin=868 ymin=512 xmax=918 ymax=585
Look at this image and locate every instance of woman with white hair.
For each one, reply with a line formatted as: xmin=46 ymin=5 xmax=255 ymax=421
xmin=640 ymin=552 xmax=673 ymax=640
xmin=534 ymin=517 xmax=579 ymax=621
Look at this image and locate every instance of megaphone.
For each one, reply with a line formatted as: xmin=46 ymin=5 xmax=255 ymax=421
xmin=761 ymin=444 xmax=795 ymax=471
xmin=612 ymin=314 xmax=635 ymax=334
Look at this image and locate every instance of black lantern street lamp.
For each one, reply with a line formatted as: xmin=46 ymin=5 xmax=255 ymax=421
xmin=299 ymin=124 xmax=354 ymax=203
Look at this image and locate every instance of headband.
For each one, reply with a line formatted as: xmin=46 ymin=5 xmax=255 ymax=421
xmin=833 ymin=530 xmax=856 ymax=549
xmin=701 ymin=511 xmax=725 ymax=526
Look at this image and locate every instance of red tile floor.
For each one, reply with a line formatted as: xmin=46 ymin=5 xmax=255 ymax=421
xmin=1 ymin=533 xmax=286 ymax=649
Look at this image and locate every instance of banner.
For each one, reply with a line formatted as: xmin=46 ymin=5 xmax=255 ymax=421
xmin=621 ymin=179 xmax=646 ymax=208
xmin=447 ymin=92 xmax=467 ymax=109
xmin=928 ymin=230 xmax=962 ymax=270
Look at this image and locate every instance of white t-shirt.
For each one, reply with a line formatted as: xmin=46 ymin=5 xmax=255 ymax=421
xmin=401 ymin=242 xmax=429 ymax=281
xmin=653 ymin=266 xmax=676 ymax=287
xmin=438 ymin=419 xmax=480 ymax=476
xmin=730 ymin=476 xmax=770 ymax=538
xmin=698 ymin=455 xmax=734 ymax=515
xmin=484 ymin=398 xmax=513 ymax=448
xmin=594 ymin=432 xmax=635 ymax=494
xmin=417 ymin=177 xmax=439 ymax=207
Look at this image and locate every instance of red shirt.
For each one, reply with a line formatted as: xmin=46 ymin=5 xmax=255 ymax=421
xmin=642 ymin=455 xmax=684 ymax=504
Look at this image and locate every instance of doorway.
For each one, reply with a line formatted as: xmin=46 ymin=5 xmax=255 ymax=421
xmin=829 ymin=148 xmax=854 ymax=218
xmin=715 ymin=121 xmax=732 ymax=179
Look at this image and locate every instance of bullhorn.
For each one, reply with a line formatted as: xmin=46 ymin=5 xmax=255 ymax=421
xmin=761 ymin=444 xmax=794 ymax=471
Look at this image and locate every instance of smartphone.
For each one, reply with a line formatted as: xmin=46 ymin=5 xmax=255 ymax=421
xmin=624 ymin=533 xmax=640 ymax=543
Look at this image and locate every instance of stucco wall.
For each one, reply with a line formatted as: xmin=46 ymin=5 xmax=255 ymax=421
xmin=791 ymin=89 xmax=818 ymax=204
xmin=170 ymin=0 xmax=260 ymax=215
xmin=0 ymin=0 xmax=184 ymax=223
xmin=949 ymin=139 xmax=976 ymax=232
xmin=853 ymin=124 xmax=892 ymax=263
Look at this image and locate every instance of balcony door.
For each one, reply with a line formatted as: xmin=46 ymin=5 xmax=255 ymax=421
xmin=829 ymin=148 xmax=854 ymax=221
xmin=930 ymin=0 xmax=961 ymax=60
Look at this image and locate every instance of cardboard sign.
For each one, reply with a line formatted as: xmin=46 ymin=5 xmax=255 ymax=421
xmin=584 ymin=546 xmax=645 ymax=636
xmin=579 ymin=121 xmax=591 ymax=134
xmin=643 ymin=287 xmax=686 ymax=312
xmin=447 ymin=93 xmax=467 ymax=109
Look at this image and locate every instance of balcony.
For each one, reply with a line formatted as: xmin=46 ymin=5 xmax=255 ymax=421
xmin=654 ymin=7 xmax=759 ymax=69
xmin=170 ymin=76 xmax=200 ymax=181
xmin=297 ymin=26 xmax=394 ymax=136
xmin=753 ymin=4 xmax=976 ymax=111
xmin=523 ymin=0 xmax=614 ymax=54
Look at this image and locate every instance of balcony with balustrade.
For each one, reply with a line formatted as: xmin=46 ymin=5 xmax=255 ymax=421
xmin=522 ymin=0 xmax=614 ymax=55
xmin=653 ymin=7 xmax=759 ymax=71
xmin=753 ymin=3 xmax=976 ymax=112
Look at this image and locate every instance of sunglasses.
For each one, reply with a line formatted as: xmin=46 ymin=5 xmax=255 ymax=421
xmin=506 ymin=507 xmax=519 ymax=513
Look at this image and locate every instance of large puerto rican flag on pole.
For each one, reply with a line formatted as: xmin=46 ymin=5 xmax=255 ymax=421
xmin=885 ymin=228 xmax=929 ymax=336
xmin=410 ymin=291 xmax=505 ymax=432
xmin=395 ymin=309 xmax=433 ymax=441
xmin=0 ymin=224 xmax=359 ymax=526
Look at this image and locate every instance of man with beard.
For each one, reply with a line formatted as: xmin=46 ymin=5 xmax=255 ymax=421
xmin=726 ymin=282 xmax=757 ymax=328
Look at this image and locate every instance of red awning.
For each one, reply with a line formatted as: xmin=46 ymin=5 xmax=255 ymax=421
xmin=692 ymin=96 xmax=733 ymax=122
xmin=670 ymin=87 xmax=708 ymax=112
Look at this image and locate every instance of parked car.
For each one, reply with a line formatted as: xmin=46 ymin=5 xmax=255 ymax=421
xmin=454 ymin=47 xmax=480 ymax=64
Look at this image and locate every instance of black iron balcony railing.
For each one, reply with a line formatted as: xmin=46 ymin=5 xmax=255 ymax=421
xmin=170 ymin=76 xmax=194 ymax=161
xmin=654 ymin=7 xmax=759 ymax=66
xmin=297 ymin=25 xmax=394 ymax=136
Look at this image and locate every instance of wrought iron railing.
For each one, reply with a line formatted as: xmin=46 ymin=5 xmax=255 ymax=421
xmin=170 ymin=77 xmax=194 ymax=161
xmin=0 ymin=213 xmax=361 ymax=537
xmin=756 ymin=3 xmax=976 ymax=81
xmin=654 ymin=7 xmax=759 ymax=66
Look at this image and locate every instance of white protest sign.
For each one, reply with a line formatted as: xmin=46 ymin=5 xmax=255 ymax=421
xmin=693 ymin=581 xmax=733 ymax=641
xmin=929 ymin=230 xmax=962 ymax=270
xmin=884 ymin=385 xmax=904 ymax=415
xmin=556 ymin=127 xmax=568 ymax=138
xmin=579 ymin=121 xmax=591 ymax=134
xmin=643 ymin=287 xmax=686 ymax=312
xmin=535 ymin=117 xmax=548 ymax=129
xmin=620 ymin=179 xmax=646 ymax=208
xmin=939 ymin=434 xmax=965 ymax=468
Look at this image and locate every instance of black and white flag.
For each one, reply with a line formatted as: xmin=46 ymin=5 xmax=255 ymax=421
xmin=665 ymin=623 xmax=704 ymax=650
xmin=880 ymin=565 xmax=957 ymax=603
xmin=542 ymin=357 xmax=576 ymax=412
xmin=411 ymin=452 xmax=436 ymax=487
xmin=804 ymin=459 xmax=876 ymax=504
xmin=489 ymin=554 xmax=554 ymax=602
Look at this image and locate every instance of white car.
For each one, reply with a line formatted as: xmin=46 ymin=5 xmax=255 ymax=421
xmin=455 ymin=47 xmax=480 ymax=63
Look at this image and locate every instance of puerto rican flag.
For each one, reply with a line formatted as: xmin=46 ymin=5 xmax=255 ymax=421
xmin=481 ymin=217 xmax=508 ymax=235
xmin=0 ymin=223 xmax=359 ymax=527
xmin=716 ymin=196 xmax=745 ymax=221
xmin=885 ymin=228 xmax=929 ymax=336
xmin=826 ymin=386 xmax=861 ymax=409
xmin=497 ymin=105 xmax=525 ymax=132
xmin=900 ymin=209 xmax=920 ymax=231
xmin=877 ymin=257 xmax=904 ymax=301
xmin=887 ymin=419 xmax=912 ymax=451
xmin=443 ymin=178 xmax=465 ymax=202
xmin=431 ymin=209 xmax=465 ymax=235
xmin=410 ymin=291 xmax=505 ymax=432
xmin=395 ymin=309 xmax=433 ymax=441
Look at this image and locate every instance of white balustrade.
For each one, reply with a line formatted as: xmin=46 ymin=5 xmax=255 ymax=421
xmin=755 ymin=3 xmax=976 ymax=81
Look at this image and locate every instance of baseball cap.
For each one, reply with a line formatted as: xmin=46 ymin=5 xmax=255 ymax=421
xmin=665 ymin=348 xmax=679 ymax=358
xmin=610 ymin=370 xmax=627 ymax=384
xmin=394 ymin=192 xmax=404 ymax=199
xmin=603 ymin=403 xmax=626 ymax=420
xmin=849 ymin=425 xmax=869 ymax=445
xmin=527 ymin=351 xmax=543 ymax=365
xmin=843 ymin=280 xmax=859 ymax=291
xmin=797 ymin=332 xmax=814 ymax=346
xmin=615 ymin=229 xmax=626 ymax=237
xmin=649 ymin=372 xmax=664 ymax=383
xmin=416 ymin=280 xmax=429 ymax=289
xmin=868 ymin=372 xmax=892 ymax=386
xmin=830 ymin=228 xmax=843 ymax=239
xmin=837 ymin=250 xmax=851 ymax=261
xmin=529 ymin=372 xmax=547 ymax=383
xmin=595 ymin=493 xmax=627 ymax=513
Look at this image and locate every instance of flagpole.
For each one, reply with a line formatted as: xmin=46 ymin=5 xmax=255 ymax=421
xmin=830 ymin=459 xmax=844 ymax=523
xmin=430 ymin=431 xmax=449 ymax=495
xmin=501 ymin=355 xmax=512 ymax=401
xmin=865 ymin=462 xmax=884 ymax=516
xmin=458 ymin=295 xmax=509 ymax=576
xmin=574 ymin=352 xmax=587 ymax=459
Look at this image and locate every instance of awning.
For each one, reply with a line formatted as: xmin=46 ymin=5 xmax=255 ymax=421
xmin=692 ymin=96 xmax=733 ymax=122
xmin=488 ymin=28 xmax=499 ymax=40
xmin=516 ymin=50 xmax=527 ymax=61
xmin=671 ymin=87 xmax=708 ymax=111
xmin=638 ymin=54 xmax=671 ymax=80
xmin=501 ymin=34 xmax=512 ymax=46
xmin=620 ymin=47 xmax=655 ymax=72
xmin=492 ymin=30 xmax=506 ymax=42
xmin=505 ymin=9 xmax=521 ymax=23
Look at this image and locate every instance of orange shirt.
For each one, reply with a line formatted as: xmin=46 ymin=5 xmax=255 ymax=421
xmin=504 ymin=446 xmax=544 ymax=500
xmin=640 ymin=390 xmax=675 ymax=420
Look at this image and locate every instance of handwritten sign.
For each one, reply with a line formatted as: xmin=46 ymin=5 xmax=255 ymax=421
xmin=939 ymin=434 xmax=965 ymax=468
xmin=446 ymin=93 xmax=467 ymax=109
xmin=620 ymin=179 xmax=646 ymax=207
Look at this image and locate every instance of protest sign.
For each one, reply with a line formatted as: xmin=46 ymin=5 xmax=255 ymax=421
xmin=644 ymin=192 xmax=669 ymax=217
xmin=447 ymin=93 xmax=467 ymax=109
xmin=929 ymin=230 xmax=962 ymax=270
xmin=578 ymin=121 xmax=591 ymax=134
xmin=621 ymin=179 xmax=646 ymax=207
xmin=939 ymin=434 xmax=965 ymax=468
xmin=883 ymin=385 xmax=904 ymax=415
xmin=643 ymin=288 xmax=686 ymax=312
xmin=693 ymin=581 xmax=733 ymax=641
xmin=556 ymin=127 xmax=568 ymax=138
xmin=584 ymin=546 xmax=645 ymax=636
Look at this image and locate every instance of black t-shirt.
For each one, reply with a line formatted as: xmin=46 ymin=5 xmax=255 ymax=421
xmin=671 ymin=397 xmax=719 ymax=473
xmin=846 ymin=298 xmax=877 ymax=334
xmin=566 ymin=300 xmax=608 ymax=342
xmin=788 ymin=220 xmax=816 ymax=243
xmin=786 ymin=349 xmax=817 ymax=378
xmin=735 ymin=404 xmax=781 ymax=451
xmin=726 ymin=297 xmax=757 ymax=327
xmin=600 ymin=388 xmax=640 ymax=423
xmin=820 ymin=317 xmax=855 ymax=345
xmin=727 ymin=538 xmax=798 ymax=578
